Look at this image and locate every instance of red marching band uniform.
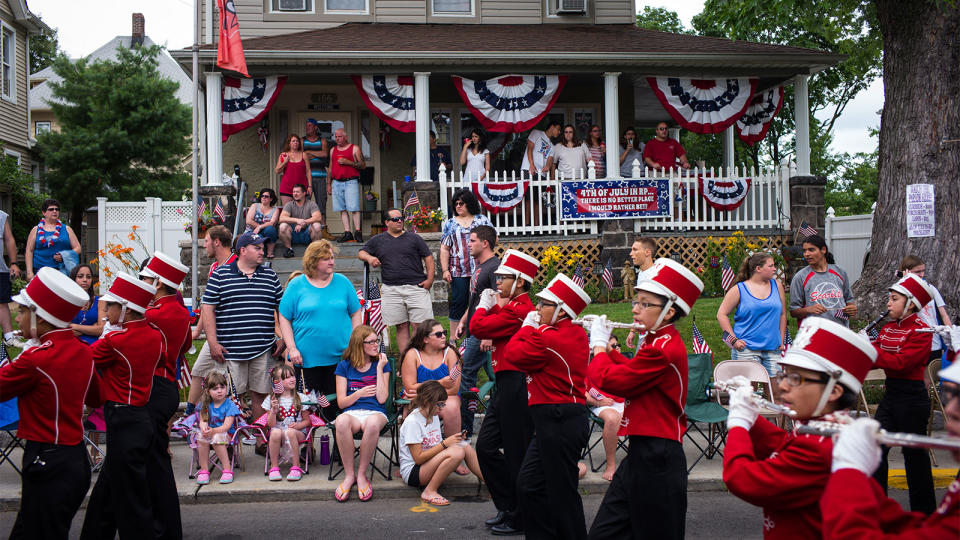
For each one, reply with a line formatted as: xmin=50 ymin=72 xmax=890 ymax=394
xmin=0 ymin=268 xmax=100 ymax=539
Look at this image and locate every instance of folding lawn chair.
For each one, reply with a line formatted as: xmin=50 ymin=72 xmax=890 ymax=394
xmin=255 ymin=411 xmax=326 ymax=475
xmin=582 ymin=409 xmax=629 ymax=473
xmin=713 ymin=359 xmax=783 ymax=428
xmin=927 ymin=359 xmax=943 ymax=467
xmin=328 ymin=364 xmax=400 ymax=481
xmin=0 ymin=393 xmax=23 ymax=477
xmin=854 ymin=368 xmax=886 ymax=419
xmin=684 ymin=353 xmax=728 ymax=474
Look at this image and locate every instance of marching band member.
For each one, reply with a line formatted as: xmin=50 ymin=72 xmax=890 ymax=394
xmin=723 ymin=317 xmax=876 ymax=539
xmin=80 ymin=273 xmax=166 ymax=540
xmin=869 ymin=273 xmax=936 ymax=513
xmin=0 ymin=268 xmax=100 ymax=539
xmin=586 ymin=258 xmax=703 ymax=540
xmin=140 ymin=252 xmax=192 ymax=539
xmin=820 ymin=357 xmax=960 ymax=538
xmin=506 ymin=274 xmax=591 ymax=540
xmin=469 ymin=249 xmax=539 ymax=535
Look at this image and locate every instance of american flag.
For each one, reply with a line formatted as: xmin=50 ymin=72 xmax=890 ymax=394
xmin=781 ymin=327 xmax=793 ymax=358
xmin=404 ymin=190 xmax=420 ymax=210
xmin=721 ymin=330 xmax=738 ymax=348
xmin=365 ymin=281 xmax=385 ymax=334
xmin=572 ymin=263 xmax=585 ymax=288
xmin=213 ymin=199 xmax=226 ymax=222
xmin=356 ymin=288 xmax=365 ymax=309
xmin=450 ymin=358 xmax=462 ymax=381
xmin=315 ymin=392 xmax=330 ymax=408
xmin=721 ymin=255 xmax=735 ymax=291
xmin=458 ymin=341 xmax=465 ymax=357
xmin=197 ymin=199 xmax=206 ymax=218
xmin=588 ymin=388 xmax=606 ymax=401
xmin=691 ymin=320 xmax=712 ymax=355
xmin=176 ymin=357 xmax=192 ymax=390
xmin=834 ymin=308 xmax=849 ymax=321
xmin=602 ymin=258 xmax=614 ymax=291
xmin=798 ymin=221 xmax=817 ymax=238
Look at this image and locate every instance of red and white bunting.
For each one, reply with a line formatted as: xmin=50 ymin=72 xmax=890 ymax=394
xmin=472 ymin=180 xmax=529 ymax=214
xmin=737 ymin=86 xmax=784 ymax=146
xmin=697 ymin=176 xmax=752 ymax=212
xmin=452 ymin=74 xmax=568 ymax=133
xmin=646 ymin=77 xmax=758 ymax=134
xmin=352 ymin=75 xmax=416 ymax=133
xmin=222 ymin=76 xmax=287 ymax=142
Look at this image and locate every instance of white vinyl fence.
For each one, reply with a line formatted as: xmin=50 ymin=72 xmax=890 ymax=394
xmin=824 ymin=205 xmax=874 ymax=284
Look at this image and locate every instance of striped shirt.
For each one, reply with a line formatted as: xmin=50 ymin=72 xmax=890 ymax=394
xmin=440 ymin=214 xmax=492 ymax=278
xmin=202 ymin=261 xmax=282 ymax=361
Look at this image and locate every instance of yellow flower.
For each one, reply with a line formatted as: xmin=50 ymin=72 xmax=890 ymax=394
xmin=759 ymin=236 xmax=769 ymax=243
xmin=746 ymin=243 xmax=758 ymax=250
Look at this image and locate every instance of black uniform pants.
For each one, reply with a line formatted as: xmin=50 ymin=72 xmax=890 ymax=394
xmin=10 ymin=441 xmax=90 ymax=540
xmin=81 ymin=403 xmax=154 ymax=540
xmin=589 ymin=436 xmax=687 ymax=540
xmin=145 ymin=377 xmax=182 ymax=540
xmin=873 ymin=378 xmax=936 ymax=514
xmin=517 ymin=403 xmax=590 ymax=540
xmin=476 ymin=371 xmax=534 ymax=527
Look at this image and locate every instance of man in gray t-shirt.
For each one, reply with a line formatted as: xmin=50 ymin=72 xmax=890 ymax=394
xmin=789 ymin=264 xmax=855 ymax=327
xmin=278 ymin=183 xmax=323 ymax=257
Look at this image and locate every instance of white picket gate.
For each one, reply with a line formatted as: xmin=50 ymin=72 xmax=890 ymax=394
xmin=824 ymin=205 xmax=874 ymax=284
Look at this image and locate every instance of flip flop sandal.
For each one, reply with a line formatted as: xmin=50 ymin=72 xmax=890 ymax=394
xmin=358 ymin=484 xmax=374 ymax=502
xmin=420 ymin=494 xmax=450 ymax=506
xmin=335 ymin=482 xmax=351 ymax=502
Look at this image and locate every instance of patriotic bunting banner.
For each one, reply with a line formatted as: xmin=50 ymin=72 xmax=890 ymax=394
xmin=351 ymin=75 xmax=416 ymax=133
xmin=646 ymin=77 xmax=758 ymax=134
xmin=222 ymin=76 xmax=287 ymax=142
xmin=698 ymin=176 xmax=752 ymax=212
xmin=452 ymin=74 xmax=568 ymax=133
xmin=737 ymin=86 xmax=784 ymax=146
xmin=472 ymin=179 xmax=529 ymax=214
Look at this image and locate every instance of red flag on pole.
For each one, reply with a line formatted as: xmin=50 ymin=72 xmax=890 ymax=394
xmin=216 ymin=0 xmax=249 ymax=77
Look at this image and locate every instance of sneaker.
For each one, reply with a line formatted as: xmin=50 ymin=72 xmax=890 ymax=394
xmin=196 ymin=470 xmax=210 ymax=485
xmin=268 ymin=467 xmax=282 ymax=481
xmin=4 ymin=336 xmax=27 ymax=349
xmin=219 ymin=471 xmax=234 ymax=484
xmin=336 ymin=231 xmax=354 ymax=243
xmin=283 ymin=247 xmax=295 ymax=258
xmin=353 ymin=231 xmax=363 ymax=243
xmin=286 ymin=466 xmax=303 ymax=481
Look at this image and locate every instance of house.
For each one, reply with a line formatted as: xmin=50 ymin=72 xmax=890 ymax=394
xmin=0 ymin=0 xmax=47 ymax=175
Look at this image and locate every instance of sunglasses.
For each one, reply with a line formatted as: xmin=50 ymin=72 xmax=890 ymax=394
xmin=454 ymin=201 xmax=465 ymax=206
xmin=386 ymin=216 xmax=404 ymax=223
xmin=46 ymin=207 xmax=60 ymax=212
xmin=432 ymin=330 xmax=447 ymax=338
xmin=657 ymin=127 xmax=668 ymax=131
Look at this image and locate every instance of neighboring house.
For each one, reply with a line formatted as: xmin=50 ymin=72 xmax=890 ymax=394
xmin=0 ymin=0 xmax=47 ymax=175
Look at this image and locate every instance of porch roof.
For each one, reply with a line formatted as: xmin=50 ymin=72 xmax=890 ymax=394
xmin=172 ymin=23 xmax=842 ymax=76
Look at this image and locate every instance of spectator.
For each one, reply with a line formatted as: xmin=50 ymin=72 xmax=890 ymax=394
xmin=279 ymin=239 xmax=361 ymax=419
xmin=401 ymin=319 xmax=462 ymax=437
xmin=625 ymin=236 xmax=657 ymax=350
xmin=521 ymin=121 xmax=562 ymax=178
xmin=201 ymin=231 xmax=283 ymax=427
xmin=716 ymin=253 xmax=787 ymax=376
xmin=898 ymin=255 xmax=953 ymax=363
xmin=411 ymin=130 xmax=453 ymax=182
xmin=459 ymin=128 xmax=490 ymax=182
xmin=551 ymin=124 xmax=592 ymax=179
xmin=399 ymin=380 xmax=483 ymax=507
xmin=0 ymin=208 xmax=21 ymax=348
xmin=440 ymin=189 xmax=492 ymax=340
xmin=25 ymin=198 xmax=81 ymax=280
xmin=330 ymin=128 xmax=366 ymax=244
xmin=194 ymin=371 xmax=240 ymax=485
xmin=303 ymin=119 xmax=334 ymax=239
xmin=619 ymin=127 xmax=644 ymax=177
xmin=643 ymin=122 xmax=691 ymax=171
xmin=333 ymin=325 xmax=391 ymax=502
xmin=789 ymin=235 xmax=856 ymax=327
xmin=68 ymin=264 xmax=105 ymax=345
xmin=275 ymin=134 xmax=312 ymax=206
xmin=245 ymin=188 xmax=280 ymax=259
xmin=278 ymin=184 xmax=323 ymax=259
xmin=584 ymin=124 xmax=606 ymax=178
xmin=585 ymin=335 xmax=626 ymax=481
xmin=263 ymin=364 xmax=312 ymax=482
xmin=358 ymin=208 xmax=435 ymax=353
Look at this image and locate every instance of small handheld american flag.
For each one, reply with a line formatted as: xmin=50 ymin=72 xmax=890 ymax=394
xmin=449 ymin=359 xmax=462 ymax=381
xmin=197 ymin=199 xmax=207 ymax=219
xmin=315 ymin=392 xmax=330 ymax=408
xmin=833 ymin=308 xmax=849 ymax=321
xmin=602 ymin=258 xmax=614 ymax=291
xmin=572 ymin=263 xmax=585 ymax=288
xmin=692 ymin=320 xmax=712 ymax=355
xmin=365 ymin=281 xmax=385 ymax=334
xmin=721 ymin=255 xmax=735 ymax=291
xmin=781 ymin=327 xmax=793 ymax=357
xmin=272 ymin=379 xmax=284 ymax=395
xmin=721 ymin=330 xmax=738 ymax=348
xmin=588 ymin=388 xmax=606 ymax=401
xmin=213 ymin=198 xmax=226 ymax=222
xmin=798 ymin=221 xmax=817 ymax=238
xmin=404 ymin=190 xmax=420 ymax=210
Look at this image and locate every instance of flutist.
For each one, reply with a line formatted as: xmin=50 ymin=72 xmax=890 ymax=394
xmin=723 ymin=318 xmax=877 ymax=539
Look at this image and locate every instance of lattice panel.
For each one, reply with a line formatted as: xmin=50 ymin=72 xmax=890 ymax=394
xmin=654 ymin=235 xmax=788 ymax=281
xmin=162 ymin=204 xmax=191 ymax=223
xmin=105 ymin=206 xmax=147 ymax=224
xmin=496 ymin=238 xmax=604 ymax=288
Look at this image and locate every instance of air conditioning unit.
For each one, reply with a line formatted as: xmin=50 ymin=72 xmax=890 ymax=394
xmin=278 ymin=0 xmax=307 ymax=11
xmin=556 ymin=0 xmax=586 ymax=14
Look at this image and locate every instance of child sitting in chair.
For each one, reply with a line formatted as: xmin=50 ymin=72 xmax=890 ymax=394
xmin=263 ymin=364 xmax=312 ymax=481
xmin=195 ymin=372 xmax=241 ymax=485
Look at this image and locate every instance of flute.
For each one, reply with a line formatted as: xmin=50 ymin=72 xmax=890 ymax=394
xmin=712 ymin=379 xmax=798 ymax=418
xmin=572 ymin=315 xmax=646 ymax=332
xmin=798 ymin=421 xmax=960 ymax=451
xmin=862 ymin=310 xmax=889 ymax=336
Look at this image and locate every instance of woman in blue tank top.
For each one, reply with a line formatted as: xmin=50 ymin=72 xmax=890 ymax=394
xmin=400 ymin=319 xmax=462 ymax=437
xmin=25 ymin=199 xmax=81 ymax=280
xmin=716 ymin=253 xmax=787 ymax=376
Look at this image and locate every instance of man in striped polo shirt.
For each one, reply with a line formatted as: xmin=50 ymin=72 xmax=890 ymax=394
xmin=201 ymin=232 xmax=283 ymax=422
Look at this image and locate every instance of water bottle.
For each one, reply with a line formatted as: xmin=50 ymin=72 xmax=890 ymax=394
xmin=467 ymin=388 xmax=479 ymax=413
xmin=319 ymin=434 xmax=330 ymax=465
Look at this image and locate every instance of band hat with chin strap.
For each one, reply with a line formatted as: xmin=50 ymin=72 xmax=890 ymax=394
xmin=494 ymin=249 xmax=540 ymax=283
xmin=889 ymin=274 xmax=934 ymax=312
xmin=12 ymin=267 xmax=89 ymax=328
xmin=102 ymin=273 xmax=157 ymax=314
xmin=142 ymin=251 xmax=189 ymax=289
xmin=535 ymin=273 xmax=591 ymax=321
xmin=635 ymin=258 xmax=704 ymax=329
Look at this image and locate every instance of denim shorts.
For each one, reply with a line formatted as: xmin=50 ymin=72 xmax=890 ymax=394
xmin=731 ymin=348 xmax=781 ymax=378
xmin=331 ymin=178 xmax=360 ymax=212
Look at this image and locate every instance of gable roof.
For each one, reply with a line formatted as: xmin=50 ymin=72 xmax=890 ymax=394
xmin=6 ymin=0 xmax=49 ymax=33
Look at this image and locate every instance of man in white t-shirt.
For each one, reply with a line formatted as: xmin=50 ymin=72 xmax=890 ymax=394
xmin=626 ymin=236 xmax=657 ymax=349
xmin=521 ymin=121 xmax=562 ymax=178
xmin=904 ymin=266 xmax=953 ymax=358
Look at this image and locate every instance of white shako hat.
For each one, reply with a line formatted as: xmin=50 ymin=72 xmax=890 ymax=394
xmin=938 ymin=358 xmax=960 ymax=385
xmin=102 ymin=273 xmax=157 ymax=314
xmin=536 ymin=273 xmax=591 ymax=322
xmin=12 ymin=267 xmax=88 ymax=328
xmin=889 ymin=273 xmax=934 ymax=312
xmin=494 ymin=249 xmax=540 ymax=283
xmin=141 ymin=251 xmax=188 ymax=289
xmin=635 ymin=258 xmax=704 ymax=329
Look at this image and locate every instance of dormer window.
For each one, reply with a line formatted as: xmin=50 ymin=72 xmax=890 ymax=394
xmin=273 ymin=0 xmax=312 ymax=11
xmin=325 ymin=0 xmax=367 ymax=13
xmin=433 ymin=0 xmax=472 ymax=15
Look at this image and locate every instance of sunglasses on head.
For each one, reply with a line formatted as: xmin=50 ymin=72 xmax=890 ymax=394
xmin=386 ymin=216 xmax=403 ymax=223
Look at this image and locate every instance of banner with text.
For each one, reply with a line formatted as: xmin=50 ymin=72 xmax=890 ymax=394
xmin=560 ymin=179 xmax=671 ymax=220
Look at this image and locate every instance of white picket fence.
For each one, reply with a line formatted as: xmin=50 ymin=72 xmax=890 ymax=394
xmin=825 ymin=204 xmax=874 ymax=284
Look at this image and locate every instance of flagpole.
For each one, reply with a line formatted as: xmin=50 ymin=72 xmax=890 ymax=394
xmin=190 ymin=0 xmax=200 ymax=308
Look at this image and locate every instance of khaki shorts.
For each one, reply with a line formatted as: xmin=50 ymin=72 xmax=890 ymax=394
xmin=226 ymin=348 xmax=277 ymax=395
xmin=190 ymin=341 xmax=226 ymax=379
xmin=381 ymin=284 xmax=434 ymax=326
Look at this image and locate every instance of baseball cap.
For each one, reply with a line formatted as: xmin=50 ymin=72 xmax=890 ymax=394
xmin=236 ymin=232 xmax=266 ymax=250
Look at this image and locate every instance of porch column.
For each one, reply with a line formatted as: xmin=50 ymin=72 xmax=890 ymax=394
xmin=722 ymin=125 xmax=735 ymax=173
xmin=794 ymin=75 xmax=811 ymax=176
xmin=668 ymin=128 xmax=681 ymax=142
xmin=414 ymin=72 xmax=431 ymax=182
xmin=205 ymin=72 xmax=223 ymax=186
xmin=603 ymin=72 xmax=620 ymax=178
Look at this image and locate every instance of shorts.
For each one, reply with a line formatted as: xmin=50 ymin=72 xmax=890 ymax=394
xmin=406 ymin=463 xmax=422 ymax=488
xmin=731 ymin=348 xmax=781 ymax=378
xmin=337 ymin=409 xmax=387 ymax=427
xmin=190 ymin=341 xmax=226 ymax=379
xmin=0 ymin=272 xmax=9 ymax=303
xmin=291 ymin=228 xmax=312 ymax=245
xmin=226 ymin=348 xmax=277 ymax=395
xmin=331 ymin=178 xmax=360 ymax=212
xmin=448 ymin=277 xmax=470 ymax=321
xmin=381 ymin=284 xmax=434 ymax=326
xmin=590 ymin=401 xmax=625 ymax=418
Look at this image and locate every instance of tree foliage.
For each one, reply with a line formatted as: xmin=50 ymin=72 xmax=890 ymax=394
xmin=29 ymin=29 xmax=59 ymax=73
xmin=0 ymin=153 xmax=47 ymax=244
xmin=635 ymin=6 xmax=690 ymax=34
xmin=36 ymin=44 xmax=191 ymax=232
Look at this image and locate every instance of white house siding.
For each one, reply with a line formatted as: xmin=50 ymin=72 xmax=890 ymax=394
xmin=0 ymin=1 xmax=30 ymax=154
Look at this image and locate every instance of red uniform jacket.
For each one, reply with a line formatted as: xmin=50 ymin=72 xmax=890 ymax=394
xmin=469 ymin=293 xmax=534 ymax=374
xmin=145 ymin=295 xmax=192 ymax=382
xmin=94 ymin=319 xmax=165 ymax=406
xmin=506 ymin=319 xmax=588 ymax=406
xmin=821 ymin=469 xmax=959 ymax=539
xmin=0 ymin=329 xmax=101 ymax=445
xmin=588 ymin=323 xmax=687 ymax=441
xmin=723 ymin=417 xmax=833 ymax=539
xmin=874 ymin=314 xmax=931 ymax=381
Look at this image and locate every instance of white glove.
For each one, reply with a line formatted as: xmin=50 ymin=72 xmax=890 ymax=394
xmin=522 ymin=311 xmax=541 ymax=329
xmin=477 ymin=289 xmax=498 ymax=312
xmin=949 ymin=326 xmax=960 ymax=352
xmin=589 ymin=315 xmax=612 ymax=349
xmin=726 ymin=385 xmax=761 ymax=432
xmin=831 ymin=418 xmax=882 ymax=474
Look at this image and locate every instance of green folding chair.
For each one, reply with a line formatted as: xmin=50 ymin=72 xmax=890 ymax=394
xmin=684 ymin=353 xmax=728 ymax=474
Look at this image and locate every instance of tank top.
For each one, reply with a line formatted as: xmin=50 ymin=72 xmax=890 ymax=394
xmin=330 ymin=144 xmax=361 ymax=180
xmin=32 ymin=220 xmax=72 ymax=271
xmin=414 ymin=349 xmax=457 ymax=395
xmin=251 ymin=204 xmax=276 ymax=224
xmin=71 ymin=296 xmax=99 ymax=345
xmin=0 ymin=211 xmax=8 ymax=273
xmin=733 ymin=279 xmax=782 ymax=351
xmin=302 ymin=136 xmax=328 ymax=178
xmin=279 ymin=158 xmax=307 ymax=195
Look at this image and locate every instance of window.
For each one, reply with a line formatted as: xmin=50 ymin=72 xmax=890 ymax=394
xmin=325 ymin=0 xmax=366 ymax=12
xmin=35 ymin=121 xmax=51 ymax=136
xmin=433 ymin=0 xmax=471 ymax=14
xmin=1 ymin=24 xmax=14 ymax=102
xmin=3 ymin=149 xmax=21 ymax=166
xmin=272 ymin=0 xmax=313 ymax=12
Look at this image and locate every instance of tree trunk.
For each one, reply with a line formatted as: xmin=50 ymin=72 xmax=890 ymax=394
xmin=853 ymin=1 xmax=960 ymax=321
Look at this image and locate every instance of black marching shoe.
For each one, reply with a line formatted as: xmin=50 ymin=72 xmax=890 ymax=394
xmin=490 ymin=522 xmax=523 ymax=536
xmin=485 ymin=511 xmax=507 ymax=528
xmin=336 ymin=231 xmax=354 ymax=243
